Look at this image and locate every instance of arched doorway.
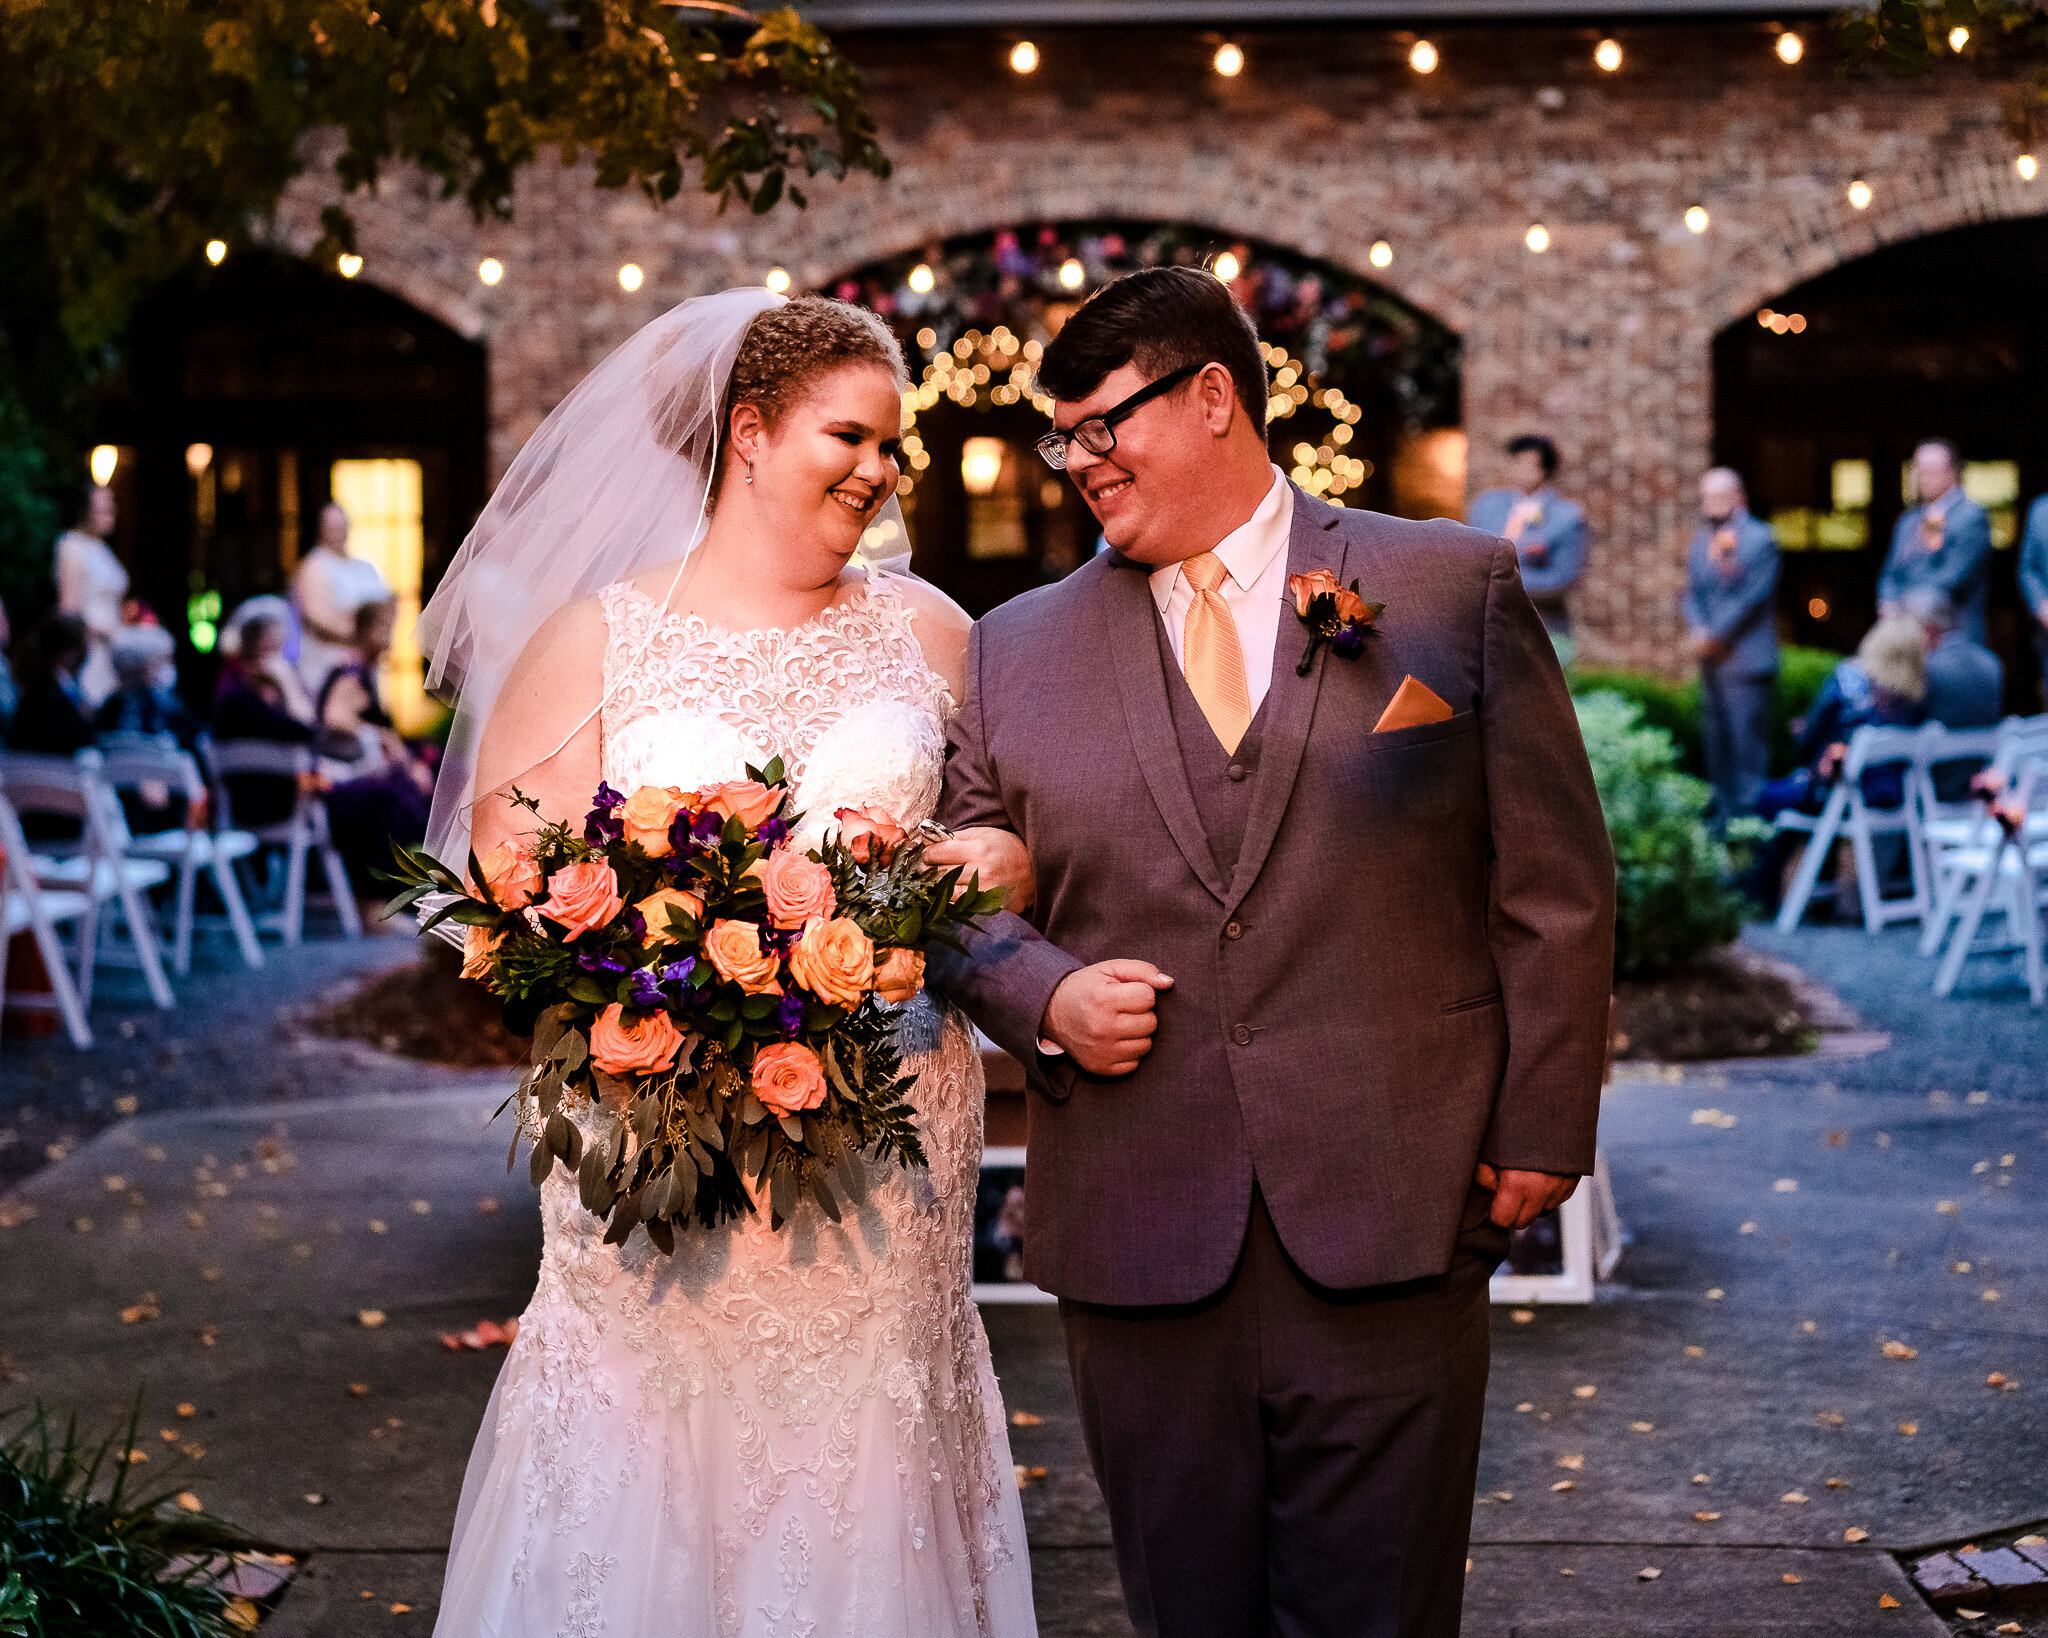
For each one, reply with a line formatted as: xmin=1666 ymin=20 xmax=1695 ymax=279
xmin=94 ymin=253 xmax=488 ymax=721
xmin=1713 ymin=215 xmax=2048 ymax=710
xmin=826 ymin=221 xmax=1461 ymax=616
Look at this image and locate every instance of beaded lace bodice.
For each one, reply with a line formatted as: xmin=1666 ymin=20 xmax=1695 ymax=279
xmin=434 ymin=576 xmax=1033 ymax=1638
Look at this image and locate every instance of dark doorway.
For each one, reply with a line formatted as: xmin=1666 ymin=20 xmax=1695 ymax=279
xmin=1713 ymin=214 xmax=2048 ymax=711
xmin=93 ymin=253 xmax=487 ymax=712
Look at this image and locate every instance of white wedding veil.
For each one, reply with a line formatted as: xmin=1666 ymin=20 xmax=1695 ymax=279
xmin=418 ymin=287 xmax=913 ymax=866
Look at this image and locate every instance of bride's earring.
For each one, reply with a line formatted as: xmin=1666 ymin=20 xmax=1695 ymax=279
xmin=745 ymin=461 xmax=755 ymax=486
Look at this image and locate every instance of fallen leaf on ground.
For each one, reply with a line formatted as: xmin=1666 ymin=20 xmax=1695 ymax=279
xmin=410 ymin=1201 xmax=430 ymax=1216
xmin=1511 ymin=1309 xmax=1534 ymax=1324
xmin=1877 ymin=1593 xmax=1899 ymax=1608
xmin=1898 ymin=1422 xmax=1918 ymax=1436
xmin=1782 ymin=1491 xmax=1809 ymax=1504
xmin=1572 ymin=1385 xmax=1596 ymax=1399
xmin=1684 ymin=1345 xmax=1705 ymax=1358
xmin=391 ymin=1604 xmax=412 ymax=1615
xmin=1825 ymin=1129 xmax=1848 ymax=1147
xmin=0 ymin=1204 xmax=38 ymax=1229
xmin=1739 ymin=1221 xmax=1756 ymax=1234
xmin=1801 ymin=1320 xmax=1817 ymax=1333
xmin=1556 ymin=1455 xmax=1585 ymax=1470
xmin=1551 ymin=1480 xmax=1575 ymax=1492
xmin=1816 ymin=1411 xmax=1844 ymax=1427
xmin=160 ymin=1428 xmax=179 ymax=1442
xmin=72 ymin=1217 xmax=93 ymax=1234
xmin=1630 ymin=1421 xmax=1655 ymax=1433
xmin=347 ymin=1383 xmax=370 ymax=1397
xmin=1967 ymin=1090 xmax=1989 ymax=1104
xmin=1010 ymin=1412 xmax=1042 ymax=1427
xmin=1881 ymin=1341 xmax=1917 ymax=1360
xmin=1956 ymin=1611 xmax=1986 ymax=1621
xmin=2018 ymin=1535 xmax=2047 ymax=1547
xmin=1706 ymin=1288 xmax=1725 ymax=1300
xmin=1693 ymin=1473 xmax=1712 ymax=1485
xmin=357 ymin=1310 xmax=387 ymax=1329
xmin=120 ymin=1294 xmax=161 ymax=1324
xmin=119 ymin=1448 xmax=147 ymax=1464
xmin=175 ymin=1492 xmax=202 ymax=1512
xmin=1774 ymin=1179 xmax=1799 ymax=1193
xmin=1825 ymin=1477 xmax=1848 ymax=1489
xmin=1938 ymin=1201 xmax=1959 ymax=1215
xmin=1559 ymin=1567 xmax=1575 ymax=1576
xmin=195 ymin=1325 xmax=219 ymax=1348
xmin=1692 ymin=1511 xmax=1720 ymax=1522
xmin=477 ymin=1198 xmax=500 ymax=1215
xmin=1515 ymin=1403 xmax=1534 ymax=1413
xmin=1982 ymin=1290 xmax=2002 ymax=1302
xmin=1638 ymin=1566 xmax=1661 ymax=1581
xmin=1996 ymin=1624 xmax=2023 ymax=1635
xmin=368 ymin=1220 xmax=387 ymax=1235
xmin=439 ymin=1318 xmax=520 ymax=1351
xmin=1844 ymin=1526 xmax=1870 ymax=1542
xmin=1953 ymin=1261 xmax=1973 ymax=1274
xmin=1493 ymin=1490 xmax=1513 ymax=1502
xmin=1782 ymin=1573 xmax=1801 ymax=1584
xmin=199 ymin=1266 xmax=221 ymax=1282
xmin=1988 ymin=1373 xmax=2008 ymax=1388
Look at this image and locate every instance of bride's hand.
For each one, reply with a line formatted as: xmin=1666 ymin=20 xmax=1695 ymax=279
xmin=924 ymin=826 xmax=1035 ymax=914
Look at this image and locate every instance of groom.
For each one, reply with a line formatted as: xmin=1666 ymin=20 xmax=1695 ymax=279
xmin=929 ymin=267 xmax=1614 ymax=1638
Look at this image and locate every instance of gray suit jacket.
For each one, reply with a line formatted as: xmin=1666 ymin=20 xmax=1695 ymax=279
xmin=1466 ymin=485 xmax=1588 ymax=603
xmin=1879 ymin=494 xmax=1992 ymax=643
xmin=2019 ymin=495 xmax=2048 ymax=624
xmin=1681 ymin=510 xmax=1780 ymax=678
xmin=1924 ymin=631 xmax=2005 ymax=728
xmin=931 ymin=492 xmax=1616 ymax=1305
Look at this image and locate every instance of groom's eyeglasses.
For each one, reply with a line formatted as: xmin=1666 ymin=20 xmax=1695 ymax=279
xmin=1034 ymin=362 xmax=1207 ymax=471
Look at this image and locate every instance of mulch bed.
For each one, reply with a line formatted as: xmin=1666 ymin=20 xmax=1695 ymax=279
xmin=1613 ymin=947 xmax=1817 ymax=1062
xmin=303 ymin=939 xmax=529 ymax=1067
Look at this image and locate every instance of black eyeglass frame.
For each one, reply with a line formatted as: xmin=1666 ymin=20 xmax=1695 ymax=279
xmin=1033 ymin=362 xmax=1208 ymax=471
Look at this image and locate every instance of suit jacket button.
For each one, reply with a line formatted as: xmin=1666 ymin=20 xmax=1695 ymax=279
xmin=1224 ymin=919 xmax=1243 ymax=940
xmin=1227 ymin=764 xmax=1247 ymax=782
xmin=1231 ymin=1024 xmax=1253 ymax=1046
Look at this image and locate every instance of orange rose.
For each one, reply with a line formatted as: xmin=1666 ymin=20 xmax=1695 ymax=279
xmin=537 ymin=858 xmax=623 ymax=939
xmin=832 ymin=806 xmax=907 ymax=865
xmin=475 ymin=839 xmax=542 ymax=909
xmin=460 ymin=924 xmax=502 ymax=982
xmin=703 ymin=918 xmax=782 ymax=995
xmin=761 ymin=848 xmax=836 ymax=929
xmin=634 ymin=886 xmax=704 ymax=946
xmin=619 ymin=785 xmax=692 ymax=858
xmin=1287 ymin=569 xmax=1345 ymax=617
xmin=873 ymin=946 xmax=925 ymax=1006
xmin=702 ymin=779 xmax=782 ymax=831
xmin=751 ymin=1041 xmax=827 ymax=1117
xmin=788 ymin=916 xmax=875 ymax=1008
xmin=589 ymin=1003 xmax=684 ymax=1077
xmin=1330 ymin=585 xmax=1376 ymax=626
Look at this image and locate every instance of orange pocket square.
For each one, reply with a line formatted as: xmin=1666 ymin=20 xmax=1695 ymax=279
xmin=1372 ymin=676 xmax=1454 ymax=733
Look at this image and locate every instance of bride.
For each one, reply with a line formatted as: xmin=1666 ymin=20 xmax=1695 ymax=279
xmin=419 ymin=289 xmax=1040 ymax=1637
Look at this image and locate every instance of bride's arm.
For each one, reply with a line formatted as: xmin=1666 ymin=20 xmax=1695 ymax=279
xmin=470 ymin=597 xmax=606 ymax=861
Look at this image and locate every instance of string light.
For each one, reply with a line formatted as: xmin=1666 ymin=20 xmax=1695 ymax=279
xmin=908 ymin=263 xmax=935 ymax=294
xmin=478 ymin=258 xmax=504 ymax=286
xmin=1775 ymin=31 xmax=1803 ymax=63
xmin=1847 ymin=180 xmax=1872 ymax=210
xmin=765 ymin=267 xmax=792 ymax=293
xmin=1058 ymin=258 xmax=1086 ymax=290
xmin=337 ymin=253 xmax=362 ymax=278
xmin=618 ymin=263 xmax=644 ymax=292
xmin=205 ymin=239 xmax=227 ymax=266
xmin=185 ymin=443 xmax=213 ymax=478
xmin=1594 ymin=38 xmax=1623 ymax=71
xmin=89 ymin=446 xmax=119 ymax=486
xmin=2019 ymin=154 xmax=2039 ymax=181
xmin=1369 ymin=240 xmax=1393 ymax=269
xmin=1213 ymin=42 xmax=1244 ymax=77
xmin=1009 ymin=39 xmax=1038 ymax=73
xmin=1684 ymin=205 xmax=1710 ymax=234
xmin=1213 ymin=251 xmax=1241 ymax=281
xmin=1948 ymin=24 xmax=1968 ymax=50
xmin=1408 ymin=39 xmax=1438 ymax=73
xmin=1525 ymin=223 xmax=1551 ymax=253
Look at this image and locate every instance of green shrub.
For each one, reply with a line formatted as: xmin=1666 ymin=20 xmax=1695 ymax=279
xmin=1575 ymin=690 xmax=1764 ymax=979
xmin=1773 ymin=645 xmax=1840 ymax=774
xmin=1567 ymin=663 xmax=1703 ymax=776
xmin=0 ymin=1398 xmax=245 ymax=1637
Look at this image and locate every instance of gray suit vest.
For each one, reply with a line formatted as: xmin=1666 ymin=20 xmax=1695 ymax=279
xmin=1155 ymin=609 xmax=1266 ymax=878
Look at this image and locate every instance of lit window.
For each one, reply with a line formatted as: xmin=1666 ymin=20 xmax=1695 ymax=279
xmin=330 ymin=459 xmax=428 ymax=729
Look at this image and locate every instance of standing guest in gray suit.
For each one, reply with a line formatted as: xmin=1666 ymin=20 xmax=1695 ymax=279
xmin=2020 ymin=491 xmax=2048 ymax=706
xmin=930 ymin=268 xmax=1615 ymax=1638
xmin=1683 ymin=467 xmax=1780 ymax=818
xmin=1878 ymin=439 xmax=1992 ymax=643
xmin=1465 ymin=434 xmax=1588 ymax=638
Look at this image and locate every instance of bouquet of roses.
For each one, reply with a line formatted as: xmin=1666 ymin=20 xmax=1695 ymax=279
xmin=382 ymin=764 xmax=1003 ymax=1249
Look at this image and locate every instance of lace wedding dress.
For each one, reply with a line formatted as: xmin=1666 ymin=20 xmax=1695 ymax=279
xmin=435 ymin=574 xmax=1037 ymax=1638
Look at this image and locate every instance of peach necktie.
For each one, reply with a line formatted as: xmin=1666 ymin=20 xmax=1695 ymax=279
xmin=1181 ymin=551 xmax=1252 ymax=754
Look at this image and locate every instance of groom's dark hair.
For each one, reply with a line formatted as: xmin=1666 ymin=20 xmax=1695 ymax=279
xmin=1037 ymin=266 xmax=1269 ymax=433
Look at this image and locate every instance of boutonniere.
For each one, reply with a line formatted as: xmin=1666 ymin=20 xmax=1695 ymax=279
xmin=1288 ymin=570 xmax=1384 ymax=675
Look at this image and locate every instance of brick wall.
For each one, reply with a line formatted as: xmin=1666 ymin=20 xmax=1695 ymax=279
xmin=271 ymin=23 xmax=2044 ymax=671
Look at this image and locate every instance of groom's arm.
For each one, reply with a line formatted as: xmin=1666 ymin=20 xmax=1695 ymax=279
xmin=927 ymin=623 xmax=1087 ymax=1096
xmin=1477 ymin=540 xmax=1616 ymax=1178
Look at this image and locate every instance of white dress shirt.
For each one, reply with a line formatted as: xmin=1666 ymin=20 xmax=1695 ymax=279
xmin=1148 ymin=467 xmax=1293 ymax=716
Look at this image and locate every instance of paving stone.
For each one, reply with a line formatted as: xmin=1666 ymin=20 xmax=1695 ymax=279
xmin=262 ymin=1551 xmax=445 ymax=1636
xmin=1912 ymin=1551 xmax=1992 ymax=1609
xmin=1967 ymin=1547 xmax=2048 ymax=1607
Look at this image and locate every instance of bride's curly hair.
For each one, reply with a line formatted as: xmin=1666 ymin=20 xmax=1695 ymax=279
xmin=708 ymin=297 xmax=905 ymax=494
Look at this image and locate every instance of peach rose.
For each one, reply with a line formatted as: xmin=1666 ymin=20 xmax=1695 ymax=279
xmin=474 ymin=839 xmax=542 ymax=909
xmin=751 ymin=1041 xmax=827 ymax=1117
xmin=788 ymin=916 xmax=875 ymax=1008
xmin=460 ymin=924 xmax=502 ymax=982
xmin=761 ymin=848 xmax=836 ymax=929
xmin=537 ymin=858 xmax=623 ymax=939
xmin=873 ymin=946 xmax=925 ymax=1006
xmin=832 ymin=806 xmax=906 ymax=865
xmin=702 ymin=779 xmax=782 ymax=831
xmin=589 ymin=1003 xmax=685 ymax=1077
xmin=634 ymin=886 xmax=704 ymax=946
xmin=703 ymin=918 xmax=782 ymax=995
xmin=1288 ymin=568 xmax=1344 ymax=618
xmin=620 ymin=785 xmax=692 ymax=858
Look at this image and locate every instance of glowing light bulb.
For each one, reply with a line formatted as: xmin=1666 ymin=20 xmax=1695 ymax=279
xmin=1058 ymin=258 xmax=1086 ymax=290
xmin=1369 ymin=240 xmax=1393 ymax=269
xmin=336 ymin=253 xmax=362 ymax=278
xmin=1525 ymin=223 xmax=1551 ymax=253
xmin=765 ymin=266 xmax=791 ymax=293
xmin=185 ymin=443 xmax=213 ymax=478
xmin=1757 ymin=308 xmax=1776 ymax=328
xmin=618 ymin=263 xmax=644 ymax=292
xmin=1594 ymin=38 xmax=1623 ymax=72
xmin=1212 ymin=251 xmax=1241 ymax=281
xmin=1408 ymin=39 xmax=1438 ymax=74
xmin=1684 ymin=205 xmax=1710 ymax=234
xmin=1948 ymin=25 xmax=1968 ymax=50
xmin=89 ymin=445 xmax=118 ymax=486
xmin=1213 ymin=43 xmax=1244 ymax=77
xmin=2019 ymin=154 xmax=2039 ymax=181
xmin=961 ymin=437 xmax=1006 ymax=496
xmin=1009 ymin=39 xmax=1038 ymax=73
xmin=478 ymin=258 xmax=503 ymax=286
xmin=1847 ymin=180 xmax=1872 ymax=210
xmin=205 ymin=239 xmax=227 ymax=266
xmin=908 ymin=263 xmax=936 ymax=294
xmin=1775 ymin=31 xmax=1803 ymax=64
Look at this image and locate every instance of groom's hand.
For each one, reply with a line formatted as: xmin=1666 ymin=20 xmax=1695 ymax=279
xmin=1474 ymin=1164 xmax=1579 ymax=1231
xmin=1042 ymin=960 xmax=1174 ymax=1077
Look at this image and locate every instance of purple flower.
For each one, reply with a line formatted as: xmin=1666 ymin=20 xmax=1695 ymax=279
xmin=757 ymin=818 xmax=789 ymax=850
xmin=622 ymin=907 xmax=646 ymax=942
xmin=690 ymin=809 xmax=726 ymax=846
xmin=667 ymin=810 xmax=699 ymax=857
xmin=659 ymin=957 xmax=696 ymax=988
xmin=628 ymin=967 xmax=666 ymax=1009
xmin=591 ymin=782 xmax=626 ymax=811
xmin=576 ymin=945 xmax=627 ymax=976
xmin=1331 ymin=623 xmax=1368 ymax=658
xmin=776 ymin=991 xmax=806 ymax=1039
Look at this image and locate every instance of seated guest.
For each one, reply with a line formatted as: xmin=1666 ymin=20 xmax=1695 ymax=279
xmin=0 ymin=596 xmax=18 ymax=737
xmin=315 ymin=650 xmax=433 ymax=909
xmin=212 ymin=607 xmax=315 ymax=829
xmin=8 ymin=613 xmax=96 ymax=755
xmin=1757 ymin=616 xmax=1928 ymax=821
xmin=96 ymin=624 xmax=199 ymax=747
xmin=1903 ymin=586 xmax=2003 ymax=730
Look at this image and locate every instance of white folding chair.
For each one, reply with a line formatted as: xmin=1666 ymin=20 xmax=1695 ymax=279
xmin=0 ymin=791 xmax=94 ymax=1050
xmin=0 ymin=750 xmax=175 ymax=1011
xmin=95 ymin=734 xmax=264 ymax=974
xmin=1773 ymin=724 xmax=1928 ymax=934
xmin=201 ymin=737 xmax=362 ymax=945
xmin=1918 ymin=719 xmax=2048 ymax=958
xmin=1932 ymin=756 xmax=2048 ymax=1004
